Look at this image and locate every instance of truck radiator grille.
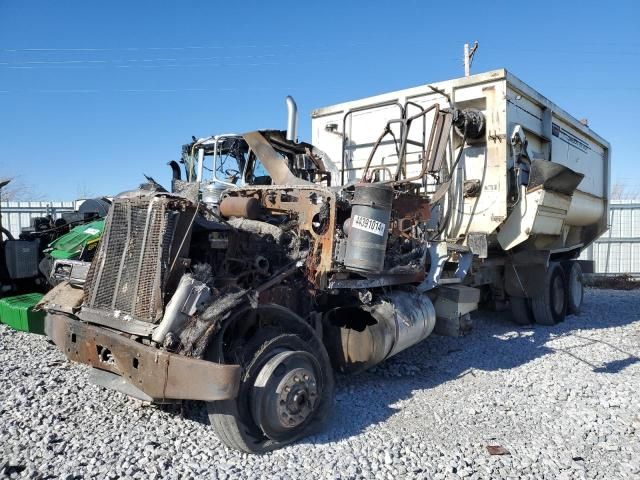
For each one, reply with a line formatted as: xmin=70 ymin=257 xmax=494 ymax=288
xmin=84 ymin=194 xmax=192 ymax=322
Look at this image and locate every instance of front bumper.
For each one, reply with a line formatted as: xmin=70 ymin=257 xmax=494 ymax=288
xmin=45 ymin=314 xmax=241 ymax=402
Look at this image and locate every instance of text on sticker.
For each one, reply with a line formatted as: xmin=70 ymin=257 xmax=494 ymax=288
xmin=352 ymin=214 xmax=386 ymax=236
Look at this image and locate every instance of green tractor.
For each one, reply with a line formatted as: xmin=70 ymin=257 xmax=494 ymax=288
xmin=42 ymin=218 xmax=105 ymax=287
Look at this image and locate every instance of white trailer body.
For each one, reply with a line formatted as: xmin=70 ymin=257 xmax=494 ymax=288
xmin=311 ymin=69 xmax=610 ymax=255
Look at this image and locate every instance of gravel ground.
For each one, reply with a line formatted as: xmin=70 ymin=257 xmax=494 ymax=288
xmin=1 ymin=288 xmax=639 ymax=479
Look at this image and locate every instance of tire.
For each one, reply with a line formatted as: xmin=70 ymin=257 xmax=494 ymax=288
xmin=531 ymin=262 xmax=568 ymax=326
xmin=563 ymin=261 xmax=584 ymax=315
xmin=206 ymin=317 xmax=334 ymax=454
xmin=509 ymin=296 xmax=534 ymax=325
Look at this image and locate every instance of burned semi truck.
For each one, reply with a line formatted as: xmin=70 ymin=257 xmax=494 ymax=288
xmin=40 ymin=69 xmax=610 ymax=453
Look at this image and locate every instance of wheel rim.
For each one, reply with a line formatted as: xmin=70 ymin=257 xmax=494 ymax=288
xmin=251 ymin=350 xmax=321 ymax=441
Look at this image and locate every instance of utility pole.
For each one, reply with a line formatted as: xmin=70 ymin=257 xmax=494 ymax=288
xmin=0 ymin=179 xmax=10 ymax=241
xmin=463 ymin=41 xmax=479 ymax=77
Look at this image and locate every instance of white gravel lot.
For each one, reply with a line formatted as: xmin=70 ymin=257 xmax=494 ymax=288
xmin=1 ymin=288 xmax=639 ymax=479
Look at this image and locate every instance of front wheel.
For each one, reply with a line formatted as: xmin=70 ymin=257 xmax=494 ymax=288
xmin=207 ymin=323 xmax=334 ymax=453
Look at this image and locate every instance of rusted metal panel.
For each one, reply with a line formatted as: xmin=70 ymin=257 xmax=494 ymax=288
xmin=219 ymin=196 xmax=261 ymax=219
xmin=45 ymin=314 xmax=241 ymax=401
xmin=242 ymin=131 xmax=312 ymax=186
xmin=327 ymin=271 xmax=424 ymax=289
xmin=78 ymin=307 xmax=157 ymax=336
xmin=392 ymin=193 xmax=430 ymax=237
xmin=223 ymin=185 xmax=337 ymax=289
xmin=36 ymin=281 xmax=84 ymax=314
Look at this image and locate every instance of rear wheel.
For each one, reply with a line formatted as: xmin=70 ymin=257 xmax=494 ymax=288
xmin=509 ymin=296 xmax=534 ymax=325
xmin=206 ymin=307 xmax=334 ymax=453
xmin=531 ymin=262 xmax=567 ymax=326
xmin=563 ymin=261 xmax=584 ymax=315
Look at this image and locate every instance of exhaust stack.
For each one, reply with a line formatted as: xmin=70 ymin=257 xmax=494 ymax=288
xmin=285 ymin=95 xmax=298 ymax=142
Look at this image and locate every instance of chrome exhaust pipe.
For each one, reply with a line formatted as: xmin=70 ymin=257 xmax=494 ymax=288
xmin=285 ymin=95 xmax=298 ymax=142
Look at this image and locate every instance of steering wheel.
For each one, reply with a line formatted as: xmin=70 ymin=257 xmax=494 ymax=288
xmin=225 ymin=168 xmax=241 ymax=184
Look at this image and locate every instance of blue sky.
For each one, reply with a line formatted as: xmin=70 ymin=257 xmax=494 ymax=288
xmin=0 ymin=0 xmax=638 ymax=200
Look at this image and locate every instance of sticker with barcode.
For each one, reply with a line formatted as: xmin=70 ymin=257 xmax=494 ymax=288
xmin=351 ymin=214 xmax=386 ymax=236
xmin=84 ymin=228 xmax=100 ymax=235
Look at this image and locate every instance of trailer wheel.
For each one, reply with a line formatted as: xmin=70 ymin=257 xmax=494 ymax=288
xmin=563 ymin=261 xmax=584 ymax=315
xmin=206 ymin=307 xmax=334 ymax=454
xmin=531 ymin=262 xmax=567 ymax=326
xmin=509 ymin=296 xmax=534 ymax=325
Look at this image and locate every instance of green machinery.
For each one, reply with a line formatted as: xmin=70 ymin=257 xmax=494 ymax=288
xmin=42 ymin=218 xmax=105 ymax=288
xmin=46 ymin=219 xmax=104 ymax=261
xmin=0 ymin=293 xmax=45 ymax=334
xmin=0 ymin=219 xmax=105 ymax=333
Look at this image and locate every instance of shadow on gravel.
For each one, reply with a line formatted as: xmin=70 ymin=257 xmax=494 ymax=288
xmin=159 ymin=400 xmax=211 ymax=427
xmin=158 ymin=290 xmax=640 ymax=446
xmin=300 ymin=289 xmax=640 ymax=446
xmin=592 ymin=357 xmax=639 ymax=374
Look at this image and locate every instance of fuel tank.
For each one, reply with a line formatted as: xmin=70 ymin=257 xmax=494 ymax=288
xmin=325 ymin=290 xmax=436 ymax=373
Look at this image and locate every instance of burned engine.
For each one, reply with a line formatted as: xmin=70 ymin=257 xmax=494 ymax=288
xmin=79 ymin=103 xmax=483 ymax=373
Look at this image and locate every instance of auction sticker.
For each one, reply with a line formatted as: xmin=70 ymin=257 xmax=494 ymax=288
xmin=352 ymin=214 xmax=386 ymax=236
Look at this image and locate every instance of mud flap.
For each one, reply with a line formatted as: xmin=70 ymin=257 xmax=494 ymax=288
xmin=504 ymin=250 xmax=550 ymax=298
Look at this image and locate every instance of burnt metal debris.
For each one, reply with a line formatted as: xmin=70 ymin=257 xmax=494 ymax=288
xmin=486 ymin=445 xmax=511 ymax=456
xmin=37 ymin=112 xmax=481 ymax=452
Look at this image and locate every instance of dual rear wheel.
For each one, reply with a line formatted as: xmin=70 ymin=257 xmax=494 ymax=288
xmin=510 ymin=261 xmax=583 ymax=326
